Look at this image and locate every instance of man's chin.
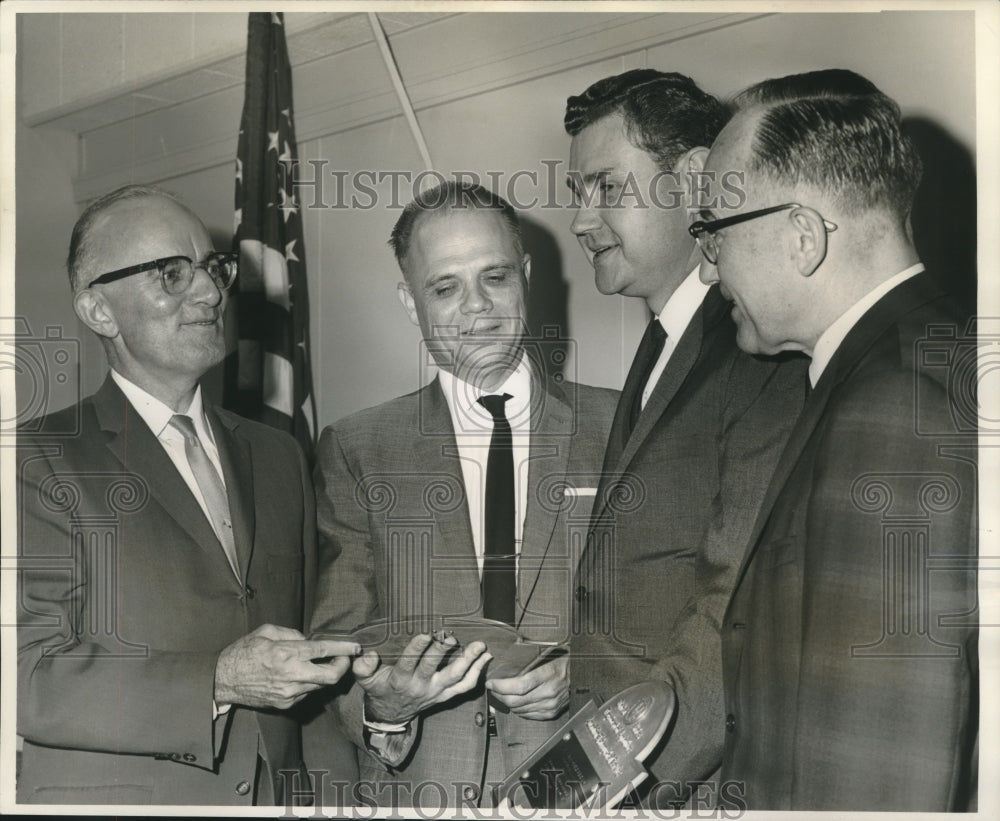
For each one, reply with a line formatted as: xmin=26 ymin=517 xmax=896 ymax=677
xmin=735 ymin=323 xmax=766 ymax=356
xmin=452 ymin=347 xmax=523 ymax=390
xmin=594 ymin=270 xmax=625 ymax=296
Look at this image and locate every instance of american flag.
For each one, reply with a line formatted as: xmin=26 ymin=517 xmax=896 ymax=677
xmin=227 ymin=11 xmax=317 ymax=463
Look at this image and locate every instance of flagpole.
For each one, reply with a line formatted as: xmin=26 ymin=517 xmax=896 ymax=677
xmin=367 ymin=12 xmax=434 ymax=173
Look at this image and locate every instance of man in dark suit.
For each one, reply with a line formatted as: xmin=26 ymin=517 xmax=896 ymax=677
xmin=309 ymin=182 xmax=618 ymax=810
xmin=16 ymin=185 xmax=358 ymax=805
xmin=563 ymin=69 xmax=807 ymax=806
xmin=693 ymin=69 xmax=978 ymax=810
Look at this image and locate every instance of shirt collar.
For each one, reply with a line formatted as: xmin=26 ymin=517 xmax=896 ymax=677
xmin=656 ymin=265 xmax=711 ymax=339
xmin=809 ymin=262 xmax=925 ymax=386
xmin=438 ymin=352 xmax=532 ymax=433
xmin=110 ymin=370 xmax=213 ymax=443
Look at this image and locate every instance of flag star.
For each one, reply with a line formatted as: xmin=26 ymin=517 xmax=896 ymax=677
xmin=271 ymin=12 xmax=283 ymax=25
xmin=278 ymin=140 xmax=293 ymax=165
xmin=268 ymin=131 xmax=280 ymax=152
xmin=233 ymin=208 xmax=242 ymax=233
xmin=286 ymin=239 xmax=299 ymax=263
xmin=235 ymin=157 xmax=243 ymax=183
xmin=279 ymin=188 xmax=298 ymax=222
xmin=281 ymin=108 xmax=292 ymax=125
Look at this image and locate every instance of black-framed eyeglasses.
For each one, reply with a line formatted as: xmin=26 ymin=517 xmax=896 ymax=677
xmin=87 ymin=252 xmax=239 ymax=295
xmin=688 ymin=203 xmax=838 ymax=264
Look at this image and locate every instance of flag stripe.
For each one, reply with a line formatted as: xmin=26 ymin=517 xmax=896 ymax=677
xmin=226 ymin=11 xmax=317 ymax=464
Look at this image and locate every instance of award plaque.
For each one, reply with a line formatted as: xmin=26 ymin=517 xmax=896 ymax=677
xmin=315 ymin=615 xmax=564 ymax=680
xmin=495 ymin=680 xmax=675 ymax=811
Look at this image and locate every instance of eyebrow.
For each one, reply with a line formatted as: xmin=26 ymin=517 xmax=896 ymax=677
xmin=565 ymin=168 xmax=612 ymax=192
xmin=480 ymin=262 xmax=517 ymax=274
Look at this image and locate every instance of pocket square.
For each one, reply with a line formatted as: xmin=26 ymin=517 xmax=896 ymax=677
xmin=563 ymin=487 xmax=598 ymax=497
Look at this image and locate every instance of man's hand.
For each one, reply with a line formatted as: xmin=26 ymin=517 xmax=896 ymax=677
xmin=215 ymin=624 xmax=360 ymax=710
xmin=354 ymin=633 xmax=492 ymax=725
xmin=486 ymin=654 xmax=569 ymax=720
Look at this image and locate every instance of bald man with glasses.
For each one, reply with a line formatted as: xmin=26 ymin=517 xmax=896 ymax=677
xmin=16 ymin=185 xmax=359 ymax=805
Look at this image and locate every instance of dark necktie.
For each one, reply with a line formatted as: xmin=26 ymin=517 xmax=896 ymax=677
xmin=477 ymin=393 xmax=516 ymax=625
xmin=626 ymin=318 xmax=668 ymax=432
xmin=169 ymin=414 xmax=240 ymax=579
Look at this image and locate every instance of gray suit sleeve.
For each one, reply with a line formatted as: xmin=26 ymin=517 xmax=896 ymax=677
xmin=309 ymin=424 xmax=416 ymax=766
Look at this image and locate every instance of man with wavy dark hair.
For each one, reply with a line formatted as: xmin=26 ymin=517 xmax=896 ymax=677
xmin=693 ymin=68 xmax=977 ymax=810
xmin=563 ymin=69 xmax=807 ymax=808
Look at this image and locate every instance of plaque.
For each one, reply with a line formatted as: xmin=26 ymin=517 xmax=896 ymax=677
xmin=315 ymin=615 xmax=564 ymax=680
xmin=495 ymin=681 xmax=675 ymax=811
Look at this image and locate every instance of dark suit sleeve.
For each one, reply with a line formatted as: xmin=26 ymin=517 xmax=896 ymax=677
xmin=16 ymin=441 xmax=220 ymax=767
xmin=647 ymin=354 xmax=808 ymax=793
xmin=788 ymin=368 xmax=976 ymax=808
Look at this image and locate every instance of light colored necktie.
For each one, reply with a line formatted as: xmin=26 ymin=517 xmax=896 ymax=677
xmin=169 ymin=414 xmax=240 ymax=579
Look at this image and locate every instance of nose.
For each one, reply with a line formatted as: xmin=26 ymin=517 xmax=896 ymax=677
xmin=187 ymin=264 xmax=225 ymax=306
xmin=570 ymin=203 xmax=601 ymax=237
xmin=698 ymin=257 xmax=720 ymax=286
xmin=461 ymin=281 xmax=492 ymax=315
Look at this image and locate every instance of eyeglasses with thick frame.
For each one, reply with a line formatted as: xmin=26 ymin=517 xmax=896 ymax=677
xmin=688 ymin=203 xmax=838 ymax=265
xmin=87 ymin=252 xmax=239 ymax=295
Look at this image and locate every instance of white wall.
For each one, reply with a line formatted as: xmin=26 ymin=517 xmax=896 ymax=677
xmin=13 ymin=9 xmax=979 ymax=428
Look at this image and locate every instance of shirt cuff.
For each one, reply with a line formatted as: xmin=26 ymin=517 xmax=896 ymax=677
xmin=362 ymin=702 xmax=410 ymax=733
xmin=213 ymin=700 xmax=232 ymax=720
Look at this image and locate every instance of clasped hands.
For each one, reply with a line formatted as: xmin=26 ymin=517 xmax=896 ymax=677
xmin=356 ymin=633 xmax=569 ymax=725
xmin=212 ymin=624 xmax=570 ymax=722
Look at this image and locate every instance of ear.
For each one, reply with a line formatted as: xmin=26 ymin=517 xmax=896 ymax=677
xmin=73 ymin=288 xmax=120 ymax=339
xmin=674 ymin=146 xmax=710 ymax=209
xmin=679 ymin=145 xmax=709 ymax=174
xmin=522 ymin=253 xmax=532 ymax=284
xmin=397 ymin=282 xmax=420 ymax=327
xmin=789 ymin=207 xmax=829 ymax=277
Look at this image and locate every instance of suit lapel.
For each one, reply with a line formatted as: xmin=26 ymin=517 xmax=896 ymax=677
xmin=592 ymin=288 xmax=724 ymax=523
xmin=208 ymin=407 xmax=256 ymax=582
xmin=517 ymin=377 xmax=573 ymax=627
xmin=730 ymin=272 xmax=947 ymax=592
xmin=418 ymin=381 xmax=482 ymax=614
xmin=92 ymin=378 xmax=235 ymax=575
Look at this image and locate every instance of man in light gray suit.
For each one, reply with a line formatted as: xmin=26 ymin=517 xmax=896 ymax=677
xmin=310 ymin=182 xmax=617 ymax=810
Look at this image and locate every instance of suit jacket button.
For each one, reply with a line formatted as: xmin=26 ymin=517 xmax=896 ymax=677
xmin=574 ymin=586 xmax=588 ymax=602
xmin=463 ymin=785 xmax=480 ymax=801
xmin=244 ymin=584 xmax=255 ymax=599
xmin=725 ymin=714 xmax=736 ymax=733
xmin=235 ymin=780 xmax=251 ymax=796
xmin=474 ymin=711 xmax=486 ymax=727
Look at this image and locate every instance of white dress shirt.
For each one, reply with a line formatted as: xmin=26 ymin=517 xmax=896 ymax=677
xmin=437 ymin=355 xmax=532 ymax=576
xmin=641 ymin=265 xmax=711 ymax=409
xmin=809 ymin=263 xmax=925 ymax=387
xmin=111 ymin=370 xmax=228 ymax=538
